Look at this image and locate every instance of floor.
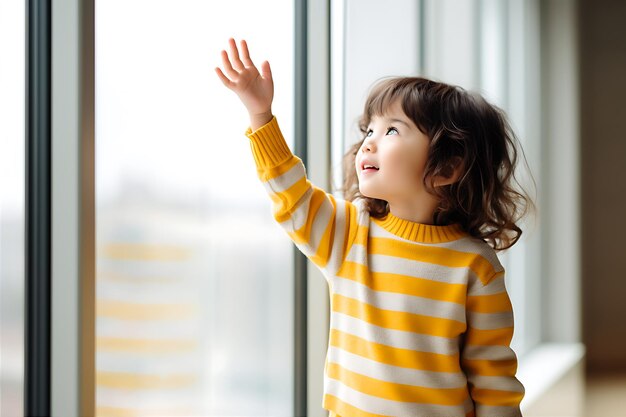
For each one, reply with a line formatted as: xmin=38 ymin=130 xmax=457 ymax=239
xmin=585 ymin=373 xmax=626 ymax=417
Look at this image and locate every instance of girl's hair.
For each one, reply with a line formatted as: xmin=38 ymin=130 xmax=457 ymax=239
xmin=342 ymin=76 xmax=536 ymax=251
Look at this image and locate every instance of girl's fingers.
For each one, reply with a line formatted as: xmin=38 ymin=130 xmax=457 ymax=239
xmin=260 ymin=60 xmax=272 ymax=81
xmin=240 ymin=39 xmax=255 ymax=67
xmin=220 ymin=50 xmax=239 ymax=78
xmin=214 ymin=67 xmax=234 ymax=88
xmin=228 ymin=38 xmax=245 ymax=71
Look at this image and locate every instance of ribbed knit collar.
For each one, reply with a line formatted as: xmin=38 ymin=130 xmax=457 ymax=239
xmin=374 ymin=211 xmax=467 ymax=243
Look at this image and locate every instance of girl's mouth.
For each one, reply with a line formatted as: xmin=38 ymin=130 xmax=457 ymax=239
xmin=361 ymin=162 xmax=379 ymax=173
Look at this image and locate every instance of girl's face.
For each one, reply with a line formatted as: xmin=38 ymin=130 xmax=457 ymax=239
xmin=355 ymin=100 xmax=434 ymax=210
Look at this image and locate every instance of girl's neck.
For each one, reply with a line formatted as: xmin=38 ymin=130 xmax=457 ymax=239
xmin=387 ymin=196 xmax=439 ymax=225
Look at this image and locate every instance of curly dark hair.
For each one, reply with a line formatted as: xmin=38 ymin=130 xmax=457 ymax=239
xmin=341 ymin=76 xmax=537 ymax=251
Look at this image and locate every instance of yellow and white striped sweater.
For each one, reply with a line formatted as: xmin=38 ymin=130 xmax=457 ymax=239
xmin=245 ymin=116 xmax=525 ymax=417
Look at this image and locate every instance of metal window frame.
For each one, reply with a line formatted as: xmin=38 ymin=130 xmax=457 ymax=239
xmin=296 ymin=1 xmax=333 ymax=416
xmin=25 ymin=0 xmax=52 ymax=415
xmin=26 ymin=0 xmax=95 ymax=416
xmin=294 ymin=1 xmax=309 ymax=415
xmin=304 ymin=1 xmax=332 ymax=416
xmin=49 ymin=0 xmax=95 ymax=416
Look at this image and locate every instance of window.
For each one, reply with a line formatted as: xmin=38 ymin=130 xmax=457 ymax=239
xmin=95 ymin=1 xmax=295 ymax=415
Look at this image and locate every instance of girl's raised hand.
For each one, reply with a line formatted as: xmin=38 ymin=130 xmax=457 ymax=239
xmin=215 ymin=38 xmax=274 ymax=130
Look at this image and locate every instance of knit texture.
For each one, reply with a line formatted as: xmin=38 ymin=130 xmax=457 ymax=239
xmin=246 ymin=116 xmax=525 ymax=417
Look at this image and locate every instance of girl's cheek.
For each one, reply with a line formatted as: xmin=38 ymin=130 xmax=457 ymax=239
xmin=385 ymin=146 xmax=404 ymax=164
xmin=390 ymin=151 xmax=412 ymax=172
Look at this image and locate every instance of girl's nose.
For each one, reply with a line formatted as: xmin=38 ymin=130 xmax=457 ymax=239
xmin=361 ymin=138 xmax=375 ymax=153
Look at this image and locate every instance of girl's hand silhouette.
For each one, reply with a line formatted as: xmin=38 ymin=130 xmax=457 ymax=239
xmin=215 ymin=38 xmax=274 ymax=130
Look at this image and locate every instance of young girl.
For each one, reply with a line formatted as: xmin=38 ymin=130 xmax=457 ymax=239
xmin=216 ymin=38 xmax=533 ymax=417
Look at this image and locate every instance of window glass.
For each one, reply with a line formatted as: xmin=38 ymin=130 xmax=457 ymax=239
xmin=331 ymin=0 xmax=420 ymax=190
xmin=424 ymin=0 xmax=480 ymax=89
xmin=95 ymin=1 xmax=295 ymax=415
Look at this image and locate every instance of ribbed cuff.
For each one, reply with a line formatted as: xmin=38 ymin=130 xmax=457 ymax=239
xmin=245 ymin=116 xmax=293 ymax=168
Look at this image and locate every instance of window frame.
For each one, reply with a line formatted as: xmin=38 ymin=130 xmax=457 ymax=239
xmin=47 ymin=0 xmax=333 ymax=416
xmin=49 ymin=0 xmax=95 ymax=415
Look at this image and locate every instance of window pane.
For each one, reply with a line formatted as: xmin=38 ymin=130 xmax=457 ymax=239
xmin=331 ymin=0 xmax=420 ymax=189
xmin=424 ymin=0 xmax=480 ymax=88
xmin=95 ymin=1 xmax=295 ymax=415
xmin=0 ymin=1 xmax=26 ymax=416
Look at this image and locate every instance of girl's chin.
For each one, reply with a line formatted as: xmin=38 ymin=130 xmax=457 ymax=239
xmin=359 ymin=189 xmax=383 ymax=200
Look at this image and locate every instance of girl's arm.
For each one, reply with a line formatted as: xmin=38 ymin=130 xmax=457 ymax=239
xmin=215 ymin=38 xmax=358 ymax=275
xmin=461 ymin=270 xmax=525 ymax=417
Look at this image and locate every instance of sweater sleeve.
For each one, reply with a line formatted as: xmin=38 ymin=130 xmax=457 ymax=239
xmin=245 ymin=116 xmax=358 ymax=276
xmin=460 ymin=270 xmax=526 ymax=417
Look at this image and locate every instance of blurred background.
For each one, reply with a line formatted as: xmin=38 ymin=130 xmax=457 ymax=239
xmin=1 ymin=0 xmax=625 ymax=416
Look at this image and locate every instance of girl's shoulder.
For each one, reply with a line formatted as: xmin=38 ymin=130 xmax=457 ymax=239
xmin=442 ymin=234 xmax=505 ymax=276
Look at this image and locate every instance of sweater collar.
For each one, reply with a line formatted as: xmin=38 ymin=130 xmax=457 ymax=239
xmin=374 ymin=211 xmax=467 ymax=243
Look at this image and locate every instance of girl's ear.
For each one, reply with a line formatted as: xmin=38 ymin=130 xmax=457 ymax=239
xmin=433 ymin=156 xmax=464 ymax=187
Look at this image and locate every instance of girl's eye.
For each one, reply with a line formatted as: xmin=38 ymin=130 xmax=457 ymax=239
xmin=365 ymin=127 xmax=398 ymax=138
